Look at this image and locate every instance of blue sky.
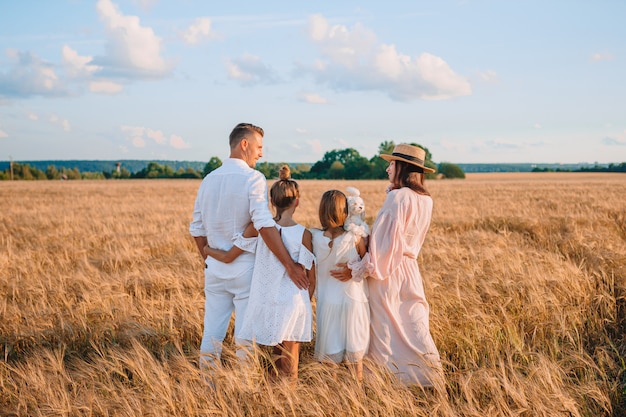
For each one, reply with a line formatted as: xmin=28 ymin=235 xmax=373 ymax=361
xmin=1 ymin=0 xmax=624 ymax=164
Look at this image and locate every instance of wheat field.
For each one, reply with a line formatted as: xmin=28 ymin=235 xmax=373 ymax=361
xmin=1 ymin=173 xmax=625 ymax=416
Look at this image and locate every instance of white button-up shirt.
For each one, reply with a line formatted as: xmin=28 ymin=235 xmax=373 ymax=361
xmin=189 ymin=158 xmax=276 ymax=279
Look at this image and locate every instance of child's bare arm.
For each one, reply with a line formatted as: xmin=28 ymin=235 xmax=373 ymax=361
xmin=355 ymin=236 xmax=367 ymax=258
xmin=302 ymin=229 xmax=316 ymax=299
xmin=204 ymin=223 xmax=258 ymax=263
xmin=203 ymin=244 xmax=243 ymax=263
xmin=242 ymin=222 xmax=259 ymax=238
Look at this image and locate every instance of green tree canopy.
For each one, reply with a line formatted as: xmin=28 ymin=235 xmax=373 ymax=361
xmin=202 ymin=157 xmax=222 ymax=177
xmin=438 ymin=162 xmax=466 ymax=179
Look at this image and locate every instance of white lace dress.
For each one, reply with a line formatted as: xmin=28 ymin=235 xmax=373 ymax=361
xmin=312 ymin=229 xmax=369 ymax=363
xmin=237 ymin=224 xmax=315 ymax=346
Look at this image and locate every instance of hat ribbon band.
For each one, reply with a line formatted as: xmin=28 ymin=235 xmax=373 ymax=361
xmin=392 ymin=152 xmax=424 ymax=165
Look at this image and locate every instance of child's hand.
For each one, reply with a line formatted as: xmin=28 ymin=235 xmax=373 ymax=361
xmin=330 ymin=263 xmax=352 ymax=282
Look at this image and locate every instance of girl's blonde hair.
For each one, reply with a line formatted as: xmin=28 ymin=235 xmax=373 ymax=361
xmin=270 ymin=165 xmax=299 ymax=221
xmin=318 ymin=190 xmax=348 ymax=230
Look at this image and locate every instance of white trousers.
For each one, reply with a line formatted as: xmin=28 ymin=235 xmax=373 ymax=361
xmin=199 ymin=264 xmax=253 ymax=368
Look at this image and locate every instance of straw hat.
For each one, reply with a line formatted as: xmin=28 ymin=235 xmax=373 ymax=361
xmin=380 ymin=144 xmax=436 ymax=173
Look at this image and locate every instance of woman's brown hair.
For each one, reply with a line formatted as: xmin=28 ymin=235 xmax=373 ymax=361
xmin=270 ymin=165 xmax=299 ymax=221
xmin=318 ymin=190 xmax=348 ymax=230
xmin=390 ymin=160 xmax=430 ymax=196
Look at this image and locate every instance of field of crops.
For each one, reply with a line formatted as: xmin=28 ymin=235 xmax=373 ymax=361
xmin=1 ymin=173 xmax=625 ymax=416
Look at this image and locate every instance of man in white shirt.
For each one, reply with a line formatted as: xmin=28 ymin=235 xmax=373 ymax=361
xmin=189 ymin=122 xmax=309 ymax=368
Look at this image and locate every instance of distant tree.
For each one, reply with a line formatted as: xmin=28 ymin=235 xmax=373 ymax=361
xmin=370 ymin=141 xmax=396 ymax=179
xmin=438 ymin=162 xmax=466 ymax=179
xmin=328 ymin=160 xmax=345 ymax=179
xmin=133 ymin=162 xmax=175 ymax=178
xmin=63 ymin=167 xmax=81 ymax=180
xmin=256 ymin=162 xmax=274 ymax=179
xmin=177 ymin=167 xmax=201 ymax=179
xmin=308 ymin=148 xmax=372 ymax=179
xmin=81 ymin=171 xmax=106 ymax=180
xmin=378 ymin=140 xmax=395 ymax=155
xmin=202 ymin=157 xmax=222 ymax=177
xmin=46 ymin=165 xmax=60 ymax=180
xmin=344 ymin=154 xmax=372 ymax=179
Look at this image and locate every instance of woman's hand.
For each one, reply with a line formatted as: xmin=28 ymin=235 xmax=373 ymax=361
xmin=330 ymin=262 xmax=352 ymax=282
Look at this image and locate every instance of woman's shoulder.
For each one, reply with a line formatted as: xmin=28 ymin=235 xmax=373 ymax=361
xmin=388 ymin=187 xmax=431 ymax=202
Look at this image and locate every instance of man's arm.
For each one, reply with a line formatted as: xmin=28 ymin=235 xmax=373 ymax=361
xmin=258 ymin=227 xmax=309 ymax=290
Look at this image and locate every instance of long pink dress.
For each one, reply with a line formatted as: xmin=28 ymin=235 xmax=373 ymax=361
xmin=363 ymin=187 xmax=442 ymax=386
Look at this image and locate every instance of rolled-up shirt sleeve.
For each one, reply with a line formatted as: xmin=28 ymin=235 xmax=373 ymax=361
xmin=189 ymin=187 xmax=206 ymax=237
xmin=248 ymin=172 xmax=276 ymax=230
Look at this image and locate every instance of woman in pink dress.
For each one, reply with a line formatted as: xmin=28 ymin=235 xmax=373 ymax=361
xmin=337 ymin=143 xmax=442 ymax=386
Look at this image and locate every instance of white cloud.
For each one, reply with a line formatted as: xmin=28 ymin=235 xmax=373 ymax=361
xmin=0 ymin=49 xmax=65 ymax=98
xmin=0 ymin=0 xmax=170 ymax=99
xmin=334 ymin=138 xmax=350 ymax=147
xmin=121 ymin=125 xmax=188 ymax=149
xmin=89 ymin=80 xmax=123 ymax=94
xmin=0 ymin=129 xmax=7 ymax=138
xmin=121 ymin=125 xmax=145 ymax=137
xmin=49 ymin=114 xmax=72 ymax=131
xmin=181 ymin=17 xmax=218 ymax=44
xmin=62 ymin=45 xmax=99 ymax=79
xmin=307 ymin=139 xmax=322 ymax=153
xmin=27 ymin=113 xmax=39 ymax=121
xmin=305 ymin=14 xmax=471 ymax=101
xmin=298 ymin=92 xmax=329 ymax=104
xmin=485 ymin=138 xmax=523 ymax=149
xmin=131 ymin=0 xmax=157 ymax=11
xmin=95 ymin=0 xmax=171 ymax=78
xmin=533 ymin=123 xmax=542 ymax=129
xmin=146 ymin=128 xmax=166 ymax=144
xmin=170 ymin=134 xmax=190 ymax=149
xmin=591 ymin=52 xmax=614 ymax=62
xmin=132 ymin=136 xmax=146 ymax=147
xmin=296 ymin=128 xmax=307 ymax=134
xmin=479 ymin=70 xmax=498 ymax=83
xmin=602 ymin=130 xmax=626 ymax=146
xmin=225 ymin=53 xmax=279 ymax=86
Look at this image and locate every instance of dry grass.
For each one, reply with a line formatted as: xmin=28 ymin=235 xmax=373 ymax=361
xmin=1 ymin=173 xmax=625 ymax=416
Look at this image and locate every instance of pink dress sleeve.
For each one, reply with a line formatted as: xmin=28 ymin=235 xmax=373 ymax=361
xmin=367 ymin=200 xmax=406 ymax=280
xmin=348 ymin=190 xmax=406 ymax=281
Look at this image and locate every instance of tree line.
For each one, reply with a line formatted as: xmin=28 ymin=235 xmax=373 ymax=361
xmin=532 ymin=162 xmax=626 ymax=173
xmin=1 ymin=141 xmax=467 ymax=181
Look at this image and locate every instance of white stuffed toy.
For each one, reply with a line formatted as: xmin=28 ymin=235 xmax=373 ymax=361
xmin=344 ymin=186 xmax=370 ymax=238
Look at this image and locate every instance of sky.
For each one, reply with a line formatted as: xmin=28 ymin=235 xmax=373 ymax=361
xmin=1 ymin=0 xmax=625 ymax=165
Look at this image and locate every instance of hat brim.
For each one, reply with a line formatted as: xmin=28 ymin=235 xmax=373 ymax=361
xmin=380 ymin=153 xmax=436 ymax=173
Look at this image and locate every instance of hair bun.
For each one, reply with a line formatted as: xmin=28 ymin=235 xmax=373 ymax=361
xmin=279 ymin=165 xmax=291 ymax=180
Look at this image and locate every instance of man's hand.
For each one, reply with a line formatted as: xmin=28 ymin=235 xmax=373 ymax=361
xmin=286 ymin=263 xmax=309 ymax=290
xmin=330 ymin=262 xmax=352 ymax=282
xmin=259 ymin=226 xmax=308 ymax=290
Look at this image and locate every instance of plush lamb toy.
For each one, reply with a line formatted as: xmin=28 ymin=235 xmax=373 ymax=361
xmin=344 ymin=186 xmax=370 ymax=238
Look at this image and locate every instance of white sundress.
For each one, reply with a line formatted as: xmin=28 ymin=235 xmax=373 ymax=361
xmin=312 ymin=229 xmax=370 ymax=363
xmin=237 ymin=224 xmax=316 ymax=346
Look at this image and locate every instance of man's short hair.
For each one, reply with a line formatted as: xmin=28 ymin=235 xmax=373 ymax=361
xmin=229 ymin=123 xmax=264 ymax=149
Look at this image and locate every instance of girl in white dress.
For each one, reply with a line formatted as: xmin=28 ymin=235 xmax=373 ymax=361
xmin=207 ymin=165 xmax=316 ymax=381
xmin=312 ymin=190 xmax=368 ymax=380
